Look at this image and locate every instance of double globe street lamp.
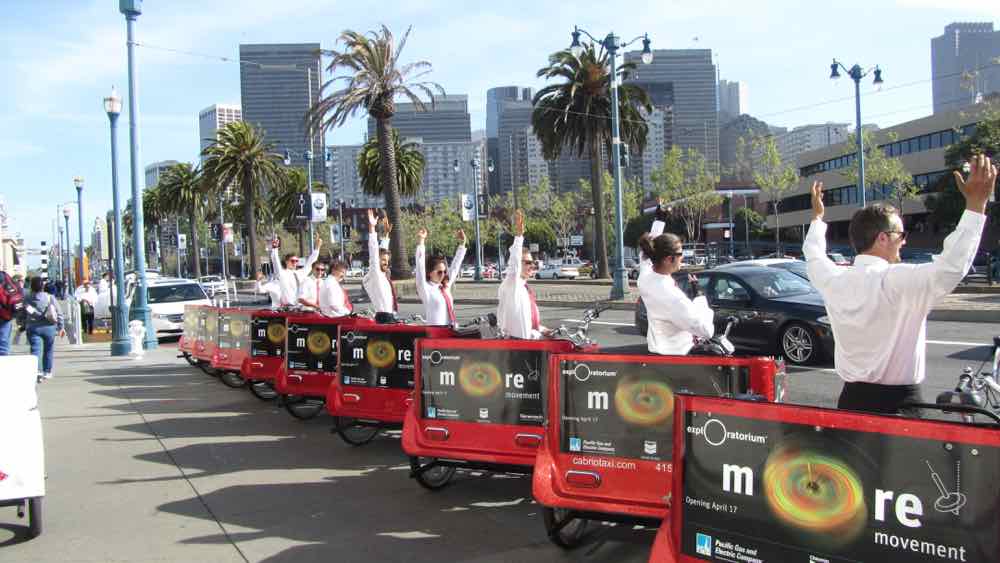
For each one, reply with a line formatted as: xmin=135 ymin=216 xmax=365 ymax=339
xmin=568 ymin=26 xmax=652 ymax=299
xmin=830 ymin=59 xmax=884 ymax=208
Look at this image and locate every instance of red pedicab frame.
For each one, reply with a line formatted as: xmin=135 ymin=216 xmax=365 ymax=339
xmin=178 ymin=304 xmax=202 ymax=365
xmin=211 ymin=307 xmax=252 ymax=388
xmin=242 ymin=309 xmax=293 ymax=401
xmin=191 ymin=306 xmax=220 ymax=376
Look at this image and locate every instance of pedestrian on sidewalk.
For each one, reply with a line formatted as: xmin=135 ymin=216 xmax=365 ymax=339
xmin=803 ymin=155 xmax=996 ymax=416
xmin=24 ymin=277 xmax=65 ymax=380
xmin=497 ymin=209 xmax=551 ymax=339
xmin=74 ymin=279 xmax=98 ymax=335
xmin=414 ymin=226 xmax=466 ymax=326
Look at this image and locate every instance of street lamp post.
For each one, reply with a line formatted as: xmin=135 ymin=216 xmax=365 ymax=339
xmin=104 ymin=87 xmax=130 ymax=356
xmin=120 ymin=0 xmax=156 ymax=349
xmin=830 ymin=59 xmax=884 ymax=208
xmin=63 ymin=206 xmax=73 ymax=289
xmin=337 ymin=199 xmax=345 ymax=262
xmin=284 ymin=148 xmax=319 ymax=254
xmin=457 ymin=158 xmax=488 ymax=281
xmin=74 ymin=177 xmax=85 ymax=283
xmin=569 ymin=26 xmax=653 ymax=300
xmin=57 ymin=224 xmax=65 ymax=284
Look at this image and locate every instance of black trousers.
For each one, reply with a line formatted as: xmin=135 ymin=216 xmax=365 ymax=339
xmin=837 ymin=381 xmax=923 ymax=418
xmin=81 ymin=309 xmax=94 ymax=334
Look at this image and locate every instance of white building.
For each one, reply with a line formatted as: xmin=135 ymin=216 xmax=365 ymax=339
xmin=199 ymin=104 xmax=242 ymax=162
xmin=719 ymin=79 xmax=748 ymax=121
xmin=770 ymin=123 xmax=850 ymax=166
xmin=144 ymin=160 xmax=180 ymax=189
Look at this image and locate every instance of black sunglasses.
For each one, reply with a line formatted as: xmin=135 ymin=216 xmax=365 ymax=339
xmin=883 ymin=230 xmax=907 ymax=241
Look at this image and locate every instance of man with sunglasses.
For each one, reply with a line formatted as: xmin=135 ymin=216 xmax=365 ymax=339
xmin=804 ymin=155 xmax=996 ymax=416
xmin=497 ymin=209 xmax=551 ymax=339
xmin=319 ymin=260 xmax=352 ymax=317
xmin=414 ymin=227 xmax=466 ymax=325
xmin=298 ymin=260 xmax=328 ymax=310
xmin=270 ymin=233 xmax=322 ymax=307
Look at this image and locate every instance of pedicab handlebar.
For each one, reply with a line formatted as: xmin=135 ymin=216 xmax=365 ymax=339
xmin=547 ymin=301 xmax=609 ymax=348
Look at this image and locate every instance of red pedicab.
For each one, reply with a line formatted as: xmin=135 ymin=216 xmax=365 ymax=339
xmin=275 ymin=313 xmax=374 ymax=420
xmin=327 ymin=320 xmax=473 ymax=447
xmin=191 ymin=306 xmax=220 ymax=377
xmin=532 ymin=322 xmax=785 ymax=549
xmin=178 ymin=304 xmax=202 ymax=366
xmin=651 ymin=394 xmax=1000 ymax=563
xmin=210 ymin=307 xmax=252 ymax=389
xmin=402 ymin=309 xmax=600 ymax=490
xmin=242 ymin=309 xmax=295 ymax=401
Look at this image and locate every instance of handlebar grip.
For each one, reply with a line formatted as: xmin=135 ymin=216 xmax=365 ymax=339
xmin=956 ymin=374 xmax=974 ymax=394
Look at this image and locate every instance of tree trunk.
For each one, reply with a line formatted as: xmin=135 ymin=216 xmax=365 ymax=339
xmin=377 ymin=117 xmax=411 ymax=279
xmin=189 ymin=209 xmax=202 ymax=279
xmin=773 ymin=203 xmax=781 ymax=255
xmin=244 ymin=176 xmax=259 ymax=277
xmin=589 ymin=140 xmax=609 ymax=279
xmin=297 ymin=228 xmax=304 ymax=259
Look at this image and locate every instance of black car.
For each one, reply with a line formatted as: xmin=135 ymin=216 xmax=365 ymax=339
xmin=634 ymin=266 xmax=834 ymax=365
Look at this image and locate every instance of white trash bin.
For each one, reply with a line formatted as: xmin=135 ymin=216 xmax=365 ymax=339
xmin=0 ymin=355 xmax=45 ymax=537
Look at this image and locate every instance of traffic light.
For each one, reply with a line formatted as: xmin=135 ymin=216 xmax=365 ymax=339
xmin=342 ymin=224 xmax=352 ymax=239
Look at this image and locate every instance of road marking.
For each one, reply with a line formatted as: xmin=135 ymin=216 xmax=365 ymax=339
xmin=926 ymin=339 xmax=990 ymax=347
xmin=561 ymin=318 xmax=632 ymax=327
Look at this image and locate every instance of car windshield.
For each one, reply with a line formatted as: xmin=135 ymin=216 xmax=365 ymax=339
xmin=740 ymin=269 xmax=815 ymax=298
xmin=773 ymin=261 xmax=809 ymax=280
xmin=144 ymin=284 xmax=208 ymax=304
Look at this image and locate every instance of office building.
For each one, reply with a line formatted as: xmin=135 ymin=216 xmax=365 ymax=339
xmin=496 ymin=100 xmax=550 ymax=193
xmin=634 ymin=107 xmax=669 ymax=191
xmin=772 ymin=123 xmax=850 ymax=166
xmin=719 ymin=114 xmax=773 ymax=181
xmin=487 ymin=86 xmax=534 ymax=193
xmin=367 ymin=95 xmax=472 ymax=143
xmin=198 ymin=104 xmax=242 ymax=161
xmin=239 ymin=43 xmax=324 ymax=182
xmin=719 ymin=79 xmax=748 ymax=123
xmin=625 ymin=49 xmax=719 ymax=173
xmin=932 ymin=22 xmax=1000 ymax=114
xmin=144 ymin=160 xmax=180 ymax=189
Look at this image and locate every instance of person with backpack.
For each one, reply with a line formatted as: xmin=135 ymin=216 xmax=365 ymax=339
xmin=24 ymin=277 xmax=64 ymax=380
xmin=0 ymin=270 xmax=26 ymax=355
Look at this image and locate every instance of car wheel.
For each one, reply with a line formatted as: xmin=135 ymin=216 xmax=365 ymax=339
xmin=780 ymin=323 xmax=820 ymax=365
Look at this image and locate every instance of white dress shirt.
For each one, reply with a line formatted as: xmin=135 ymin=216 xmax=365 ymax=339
xmin=256 ymin=278 xmax=282 ymax=308
xmin=98 ymin=279 xmax=110 ymax=294
xmin=74 ymin=286 xmax=98 ymax=307
xmin=497 ymin=236 xmax=544 ymax=340
xmin=363 ymin=234 xmax=396 ymax=313
xmin=636 ymin=220 xmax=714 ymax=354
xmin=270 ymin=245 xmax=320 ymax=306
xmin=414 ymin=242 xmax=466 ymax=325
xmin=319 ymin=277 xmax=352 ymax=317
xmin=297 ymin=275 xmax=324 ymax=308
xmin=804 ymin=210 xmax=986 ymax=385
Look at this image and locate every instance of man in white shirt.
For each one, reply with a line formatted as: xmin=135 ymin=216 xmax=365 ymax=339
xmin=804 ymin=155 xmax=995 ymax=415
xmin=270 ymin=234 xmax=322 ymax=307
xmin=297 ymin=261 xmax=328 ymax=310
xmin=255 ymin=271 xmax=281 ymax=308
xmin=319 ymin=260 xmax=353 ymax=317
xmin=74 ymin=279 xmax=99 ymax=335
xmin=497 ymin=210 xmax=550 ymax=339
xmin=363 ymin=209 xmax=397 ymax=314
xmin=414 ymin=228 xmax=466 ymax=325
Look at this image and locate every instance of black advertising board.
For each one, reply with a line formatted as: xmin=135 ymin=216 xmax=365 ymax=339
xmin=251 ymin=315 xmax=285 ymax=358
xmin=680 ymin=407 xmax=1000 ymax=563
xmin=285 ymin=321 xmax=338 ymax=373
xmin=339 ymin=329 xmax=417 ymax=390
xmin=420 ymin=347 xmax=546 ymax=426
xmin=559 ymin=359 xmax=738 ymax=462
xmin=218 ymin=312 xmax=250 ymax=351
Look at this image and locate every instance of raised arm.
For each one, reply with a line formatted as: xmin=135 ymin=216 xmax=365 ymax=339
xmin=301 ymin=233 xmax=322 ymax=273
xmin=639 ymin=200 xmax=668 ymax=276
xmin=504 ymin=210 xmax=526 ymax=285
xmin=414 ymin=228 xmax=430 ymax=302
xmin=366 ymin=209 xmax=383 ymax=277
xmin=269 ymin=238 xmax=284 ymax=276
xmin=446 ymin=230 xmax=467 ymax=291
xmin=802 ymin=181 xmax=843 ymax=293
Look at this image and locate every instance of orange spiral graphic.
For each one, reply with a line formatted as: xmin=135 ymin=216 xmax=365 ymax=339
xmin=614 ymin=377 xmax=674 ymax=427
xmin=366 ymin=339 xmax=396 ymax=369
xmin=458 ymin=362 xmax=503 ymax=397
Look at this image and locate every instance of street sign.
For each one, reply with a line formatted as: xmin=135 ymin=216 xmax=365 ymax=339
xmin=292 ymin=193 xmax=309 ymax=221
xmin=210 ymin=223 xmax=222 ymax=241
xmin=529 ymin=243 xmax=539 ymax=253
xmin=723 ymin=229 xmax=731 ymax=239
xmin=178 ymin=233 xmax=187 ymax=255
xmin=570 ymin=235 xmax=584 ymax=247
xmin=557 ymin=237 xmax=569 ymax=247
xmin=477 ymin=194 xmax=488 ymax=218
xmin=460 ymin=194 xmax=474 ymax=221
xmin=341 ymin=224 xmax=352 ymax=240
xmin=223 ymin=223 xmax=234 ymax=244
xmin=310 ymin=193 xmax=328 ymax=223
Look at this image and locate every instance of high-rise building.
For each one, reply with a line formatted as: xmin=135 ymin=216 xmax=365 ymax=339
xmin=239 ymin=43 xmax=324 ymax=182
xmin=327 ymin=144 xmax=373 ymax=209
xmin=144 ymin=160 xmax=180 ymax=189
xmin=635 ymin=107 xmax=669 ymax=190
xmin=771 ymin=123 xmax=850 ymax=166
xmin=718 ymin=79 xmax=748 ymax=124
xmin=367 ymin=95 xmax=472 ymax=143
xmin=931 ymin=23 xmax=1000 ymax=114
xmin=486 ymin=86 xmax=534 ymax=194
xmin=625 ymin=49 xmax=719 ymax=173
xmin=198 ymin=104 xmax=242 ymax=161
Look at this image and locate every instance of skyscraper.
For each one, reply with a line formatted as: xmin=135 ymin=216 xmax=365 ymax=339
xmin=718 ymin=80 xmax=748 ymax=124
xmin=932 ymin=23 xmax=1000 ymax=114
xmin=239 ymin=43 xmax=324 ymax=182
xmin=198 ymin=104 xmax=242 ymax=162
xmin=367 ymin=95 xmax=472 ymax=143
xmin=144 ymin=160 xmax=180 ymax=189
xmin=486 ymin=86 xmax=534 ymax=193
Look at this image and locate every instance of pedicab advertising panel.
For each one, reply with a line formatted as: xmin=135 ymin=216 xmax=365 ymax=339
xmin=179 ymin=304 xmax=201 ymax=357
xmin=244 ymin=310 xmax=294 ymax=384
xmin=211 ymin=308 xmax=251 ymax=373
xmin=275 ymin=314 xmax=370 ymax=400
xmin=532 ymin=353 xmax=782 ymax=546
xmin=192 ymin=306 xmax=219 ymax=364
xmin=665 ymin=396 xmax=1000 ymax=563
xmin=403 ymin=338 xmax=578 ymax=472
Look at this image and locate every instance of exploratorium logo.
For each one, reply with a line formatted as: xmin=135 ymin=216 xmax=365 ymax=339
xmin=687 ymin=418 xmax=767 ymax=447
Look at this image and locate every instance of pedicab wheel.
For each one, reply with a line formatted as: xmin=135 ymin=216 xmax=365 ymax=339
xmin=249 ymin=381 xmax=278 ymax=401
xmin=542 ymin=507 xmax=589 ymax=548
xmin=182 ymin=353 xmax=198 ymax=367
xmin=335 ymin=418 xmax=380 ymax=446
xmin=283 ymin=395 xmax=325 ymax=420
xmin=220 ymin=370 xmax=246 ymax=389
xmin=197 ymin=362 xmax=220 ymax=377
xmin=409 ymin=456 xmax=456 ymax=490
xmin=27 ymin=497 xmax=42 ymax=538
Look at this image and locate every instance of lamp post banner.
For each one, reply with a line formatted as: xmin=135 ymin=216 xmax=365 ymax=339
xmin=310 ymin=193 xmax=327 ymax=223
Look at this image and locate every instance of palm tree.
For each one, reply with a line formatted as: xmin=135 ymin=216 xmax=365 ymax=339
xmin=142 ymin=184 xmax=169 ymax=271
xmin=202 ymin=121 xmax=285 ymax=276
xmin=532 ymin=43 xmax=651 ymax=279
xmin=157 ymin=162 xmax=209 ymax=278
xmin=306 ymin=25 xmax=444 ymax=279
xmin=357 ymin=130 xmax=425 ymax=198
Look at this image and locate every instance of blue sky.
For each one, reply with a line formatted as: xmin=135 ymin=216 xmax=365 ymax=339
xmin=1 ymin=0 xmax=997 ymax=266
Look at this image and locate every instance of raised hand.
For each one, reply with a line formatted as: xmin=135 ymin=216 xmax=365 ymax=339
xmin=313 ymin=232 xmax=323 ymax=250
xmin=381 ymin=214 xmax=392 ymax=235
xmin=457 ymin=229 xmax=467 ymax=245
xmin=417 ymin=227 xmax=428 ymax=241
xmin=256 ymin=271 xmax=265 ymax=281
xmin=513 ymin=209 xmax=525 ymax=237
xmin=810 ymin=180 xmax=825 ymax=221
xmin=271 ymin=236 xmax=281 ymax=249
xmin=367 ymin=208 xmax=377 ymax=230
xmin=954 ymin=154 xmax=998 ymax=214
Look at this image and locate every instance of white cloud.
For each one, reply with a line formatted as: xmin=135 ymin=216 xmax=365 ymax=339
xmin=0 ymin=140 xmax=44 ymax=160
xmin=895 ymin=0 xmax=1000 ymax=17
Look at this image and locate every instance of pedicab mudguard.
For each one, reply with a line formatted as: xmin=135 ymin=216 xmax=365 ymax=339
xmin=192 ymin=306 xmax=220 ymax=364
xmin=328 ymin=325 xmax=462 ymax=423
xmin=533 ymin=353 xmax=783 ymax=523
xmin=276 ymin=315 xmax=372 ymax=398
xmin=0 ymin=356 xmax=46 ymax=503
xmin=211 ymin=308 xmax=251 ymax=372
xmin=402 ymin=337 xmax=579 ymax=469
xmin=667 ymin=395 xmax=1000 ymax=563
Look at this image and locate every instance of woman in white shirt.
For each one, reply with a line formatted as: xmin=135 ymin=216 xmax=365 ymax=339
xmin=269 ymin=234 xmax=321 ymax=307
xmin=414 ymin=228 xmax=466 ymax=325
xmin=497 ymin=210 xmax=549 ymax=339
xmin=636 ymin=207 xmax=714 ymax=355
xmin=319 ymin=261 xmax=353 ymax=317
xmin=362 ymin=209 xmax=397 ymax=314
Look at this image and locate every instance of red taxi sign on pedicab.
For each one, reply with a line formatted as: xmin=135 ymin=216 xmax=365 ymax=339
xmin=211 ymin=308 xmax=252 ymax=387
xmin=533 ymin=353 xmax=783 ymax=548
xmin=650 ymin=395 xmax=1000 ymax=563
xmin=401 ymin=337 xmax=579 ymax=489
xmin=327 ymin=323 xmax=461 ymax=446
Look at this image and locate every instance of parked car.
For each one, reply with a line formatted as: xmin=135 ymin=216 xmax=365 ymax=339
xmin=634 ymin=265 xmax=833 ymax=365
xmin=625 ymin=258 xmax=640 ymax=280
xmin=536 ymin=262 xmax=580 ymax=280
xmin=345 ymin=267 xmax=365 ymax=278
xmin=460 ymin=266 xmax=476 ymax=278
xmin=826 ymin=252 xmax=851 ymax=266
xmin=717 ymin=258 xmax=810 ymax=281
xmin=197 ymin=275 xmax=227 ymax=295
xmin=129 ymin=278 xmax=211 ymax=339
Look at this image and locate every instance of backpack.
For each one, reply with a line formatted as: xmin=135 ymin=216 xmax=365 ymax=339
xmin=0 ymin=271 xmax=24 ymax=322
xmin=24 ymin=292 xmax=57 ymax=325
